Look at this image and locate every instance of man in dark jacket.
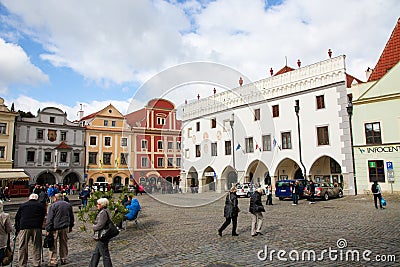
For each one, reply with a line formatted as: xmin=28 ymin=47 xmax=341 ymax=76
xmin=249 ymin=188 xmax=265 ymax=237
xmin=46 ymin=193 xmax=74 ymax=266
xmin=15 ymin=193 xmax=46 ymax=267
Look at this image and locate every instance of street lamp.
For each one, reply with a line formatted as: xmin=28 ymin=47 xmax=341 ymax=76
xmin=294 ymin=100 xmax=306 ymax=179
xmin=230 ymin=113 xmax=236 ymax=171
xmin=347 ymin=98 xmax=357 ymax=195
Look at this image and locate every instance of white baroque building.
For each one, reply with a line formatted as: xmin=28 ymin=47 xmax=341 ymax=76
xmin=181 ymin=55 xmax=355 ymax=195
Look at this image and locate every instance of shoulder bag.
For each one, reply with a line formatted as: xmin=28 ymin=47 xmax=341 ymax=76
xmin=95 ymin=211 xmax=119 ymax=241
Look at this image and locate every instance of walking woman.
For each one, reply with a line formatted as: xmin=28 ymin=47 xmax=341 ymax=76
xmin=218 ymin=186 xmax=239 ymax=237
xmin=89 ymin=198 xmax=113 ymax=267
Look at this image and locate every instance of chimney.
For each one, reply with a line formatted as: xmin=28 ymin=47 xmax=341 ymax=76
xmin=78 ymin=104 xmax=84 ymax=120
xmin=365 ymin=67 xmax=373 ymax=80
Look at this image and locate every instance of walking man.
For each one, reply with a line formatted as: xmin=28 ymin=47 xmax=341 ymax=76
xmin=309 ymin=180 xmax=316 ymax=204
xmin=249 ymin=188 xmax=265 ymax=237
xmin=15 ymin=193 xmax=46 ymax=267
xmin=371 ymin=181 xmax=383 ymax=209
xmin=46 ymin=193 xmax=74 ymax=266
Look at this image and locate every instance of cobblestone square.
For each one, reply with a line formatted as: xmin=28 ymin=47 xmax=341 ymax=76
xmin=7 ymin=193 xmax=400 ymax=266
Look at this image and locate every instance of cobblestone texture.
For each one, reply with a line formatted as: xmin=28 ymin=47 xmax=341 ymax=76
xmin=5 ymin=193 xmax=400 ymax=266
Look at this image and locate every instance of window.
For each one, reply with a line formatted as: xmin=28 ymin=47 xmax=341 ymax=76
xmin=211 ymin=118 xmax=217 ymax=128
xmin=225 ymin=141 xmax=232 ymax=155
xmin=0 ymin=146 xmax=4 ymax=158
xmin=330 ymin=158 xmax=341 ymax=174
xmin=176 ymin=141 xmax=181 ymax=150
xmin=157 ymin=157 xmax=164 ymax=167
xmin=168 ymin=141 xmax=173 ymax=150
xmin=365 ymin=122 xmax=382 ymax=144
xmin=60 ymin=131 xmax=67 ymax=141
xmin=141 ymin=157 xmax=149 ymax=167
xmin=196 ymin=145 xmax=201 ymax=157
xmin=88 ymin=152 xmax=97 ymax=164
xmin=316 ymin=95 xmax=325 ymax=109
xmin=211 ymin=142 xmax=217 ymax=156
xmin=60 ymin=152 xmax=67 ymax=162
xmin=73 ymin=152 xmax=80 ymax=163
xmin=44 ymin=151 xmax=51 ymax=162
xmin=141 ymin=140 xmax=148 ymax=150
xmin=167 ymin=158 xmax=173 ymax=167
xmin=105 ymin=137 xmax=111 ymax=146
xmin=187 ymin=127 xmax=192 ymax=137
xmin=176 ymin=157 xmax=181 ymax=167
xmin=90 ymin=136 xmax=97 ymax=146
xmin=111 ymin=121 xmax=116 ymax=127
xmin=368 ymin=160 xmax=385 ymax=182
xmin=254 ymin=109 xmax=260 ymax=121
xmin=281 ymin=132 xmax=292 ymax=149
xmin=0 ymin=123 xmax=6 ymax=134
xmin=103 ymin=153 xmax=112 ymax=165
xmin=185 ymin=149 xmax=190 ymax=159
xmin=27 ymin=151 xmax=35 ymax=162
xmin=104 ymin=120 xmax=108 ymax=126
xmin=121 ymin=138 xmax=127 ymax=147
xmin=157 ymin=140 xmax=163 ymax=150
xmin=120 ymin=153 xmax=128 ymax=165
xmin=157 ymin=117 xmax=165 ymax=125
xmin=50 ymin=117 xmax=55 ymax=123
xmin=196 ymin=122 xmax=200 ymax=131
xmin=262 ymin=135 xmax=271 ymax=151
xmin=245 ymin=137 xmax=254 ymax=153
xmin=317 ymin=126 xmax=329 ymax=145
xmin=37 ymin=129 xmax=44 ymax=140
xmin=272 ymin=105 xmax=279 ymax=117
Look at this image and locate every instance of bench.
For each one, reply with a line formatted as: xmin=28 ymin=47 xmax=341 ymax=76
xmin=123 ymin=210 xmax=140 ymax=230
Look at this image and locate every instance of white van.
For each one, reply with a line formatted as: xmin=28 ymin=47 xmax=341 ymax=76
xmin=92 ymin=182 xmax=109 ymax=192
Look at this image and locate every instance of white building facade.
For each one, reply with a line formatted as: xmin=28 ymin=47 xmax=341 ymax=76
xmin=14 ymin=107 xmax=85 ymax=186
xmin=181 ymin=56 xmax=355 ymax=195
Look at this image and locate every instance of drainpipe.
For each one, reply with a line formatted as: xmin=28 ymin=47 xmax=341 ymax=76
xmin=295 ymin=100 xmax=306 ymax=179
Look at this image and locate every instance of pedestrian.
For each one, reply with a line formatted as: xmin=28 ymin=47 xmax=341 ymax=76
xmin=47 ymin=185 xmax=55 ymax=204
xmin=291 ymin=180 xmax=300 ymax=205
xmin=0 ymin=200 xmax=13 ymax=264
xmin=308 ymin=180 xmax=316 ymax=204
xmin=3 ymin=187 xmax=9 ymax=202
xmin=79 ymin=186 xmax=90 ymax=208
xmin=45 ymin=193 xmax=74 ymax=266
xmin=249 ymin=188 xmax=265 ymax=237
xmin=371 ymin=181 xmax=383 ymax=209
xmin=218 ymin=186 xmax=240 ymax=237
xmin=14 ymin=193 xmax=46 ymax=267
xmin=90 ymin=198 xmax=113 ymax=267
xmin=265 ymin=184 xmax=273 ymax=205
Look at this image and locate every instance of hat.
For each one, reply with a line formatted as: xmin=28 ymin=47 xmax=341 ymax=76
xmin=29 ymin=193 xmax=39 ymax=200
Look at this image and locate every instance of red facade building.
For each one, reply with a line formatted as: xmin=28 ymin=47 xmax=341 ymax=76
xmin=125 ymin=99 xmax=181 ymax=191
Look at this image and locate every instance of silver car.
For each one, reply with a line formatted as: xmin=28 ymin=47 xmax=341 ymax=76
xmin=313 ymin=182 xmax=343 ymax=200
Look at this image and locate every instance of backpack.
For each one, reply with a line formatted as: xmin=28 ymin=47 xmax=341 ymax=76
xmin=371 ymin=183 xmax=378 ymax=193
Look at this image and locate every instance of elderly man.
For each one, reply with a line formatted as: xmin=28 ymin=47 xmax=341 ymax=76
xmin=15 ymin=193 xmax=46 ymax=267
xmin=46 ymin=193 xmax=74 ymax=266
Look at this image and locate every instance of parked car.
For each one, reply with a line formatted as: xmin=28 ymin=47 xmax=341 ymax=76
xmin=92 ymin=182 xmax=109 ymax=192
xmin=313 ymin=182 xmax=343 ymax=200
xmin=275 ymin=179 xmax=309 ymax=200
xmin=236 ymin=183 xmax=251 ymax=198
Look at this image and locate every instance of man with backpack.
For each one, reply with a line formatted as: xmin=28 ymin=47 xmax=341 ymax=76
xmin=371 ymin=181 xmax=383 ymax=209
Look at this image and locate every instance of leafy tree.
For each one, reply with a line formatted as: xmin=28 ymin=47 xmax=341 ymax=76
xmin=77 ymin=188 xmax=130 ymax=232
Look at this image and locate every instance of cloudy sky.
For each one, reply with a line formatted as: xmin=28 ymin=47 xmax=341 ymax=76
xmin=0 ymin=0 xmax=399 ymax=121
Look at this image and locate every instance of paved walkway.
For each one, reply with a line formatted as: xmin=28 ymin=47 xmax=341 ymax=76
xmin=5 ymin=192 xmax=400 ymax=266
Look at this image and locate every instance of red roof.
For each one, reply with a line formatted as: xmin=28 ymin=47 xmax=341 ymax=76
xmin=368 ymin=18 xmax=400 ymax=82
xmin=346 ymin=73 xmax=363 ymax=88
xmin=125 ymin=108 xmax=146 ymax=127
xmin=274 ymin=65 xmax=295 ymax=76
xmin=55 ymin=141 xmax=72 ymax=150
xmin=79 ymin=111 xmax=99 ymax=121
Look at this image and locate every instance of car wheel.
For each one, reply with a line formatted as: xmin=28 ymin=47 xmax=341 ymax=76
xmin=246 ymin=193 xmax=250 ymax=198
xmin=338 ymin=190 xmax=343 ymax=198
xmin=324 ymin=193 xmax=329 ymax=201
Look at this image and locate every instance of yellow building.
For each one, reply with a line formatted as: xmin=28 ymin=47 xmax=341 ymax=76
xmin=79 ymin=104 xmax=131 ymax=188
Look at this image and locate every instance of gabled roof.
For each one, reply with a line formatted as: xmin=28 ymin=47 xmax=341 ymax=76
xmin=368 ymin=18 xmax=400 ymax=82
xmin=55 ymin=141 xmax=72 ymax=150
xmin=80 ymin=111 xmax=99 ymax=121
xmin=346 ymin=74 xmax=363 ymax=88
xmin=125 ymin=108 xmax=146 ymax=127
xmin=274 ymin=65 xmax=295 ymax=76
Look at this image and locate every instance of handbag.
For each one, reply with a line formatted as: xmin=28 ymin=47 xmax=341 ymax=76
xmin=94 ymin=211 xmax=119 ymax=241
xmin=43 ymin=233 xmax=55 ymax=248
xmin=2 ymin=234 xmax=13 ymax=265
xmin=381 ymin=197 xmax=387 ymax=207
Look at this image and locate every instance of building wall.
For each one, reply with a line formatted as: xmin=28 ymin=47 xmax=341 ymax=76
xmin=0 ymin=98 xmax=17 ymax=169
xmin=182 ymin=56 xmax=355 ymax=194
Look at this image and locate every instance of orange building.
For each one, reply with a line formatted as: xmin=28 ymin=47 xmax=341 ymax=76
xmin=125 ymin=99 xmax=181 ymax=191
xmin=79 ymin=104 xmax=131 ymax=188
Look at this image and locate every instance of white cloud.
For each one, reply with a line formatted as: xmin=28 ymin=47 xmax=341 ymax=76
xmin=0 ymin=38 xmax=48 ymax=92
xmin=1 ymin=0 xmax=399 ymax=89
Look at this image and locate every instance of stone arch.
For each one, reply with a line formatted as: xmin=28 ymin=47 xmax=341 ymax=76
xmin=36 ymin=171 xmax=56 ymax=185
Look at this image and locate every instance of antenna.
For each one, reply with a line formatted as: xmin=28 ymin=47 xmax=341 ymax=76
xmin=285 ymin=56 xmax=288 ymax=66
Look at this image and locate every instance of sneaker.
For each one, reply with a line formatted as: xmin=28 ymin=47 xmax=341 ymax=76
xmin=292 ymin=204 xmax=297 ymax=206
xmin=251 ymin=233 xmax=258 ymax=237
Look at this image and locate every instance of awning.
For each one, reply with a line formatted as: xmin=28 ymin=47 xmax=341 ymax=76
xmin=0 ymin=169 xmax=30 ymax=181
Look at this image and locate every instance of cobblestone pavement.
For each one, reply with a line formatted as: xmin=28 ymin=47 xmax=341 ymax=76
xmin=5 ymin=192 xmax=400 ymax=267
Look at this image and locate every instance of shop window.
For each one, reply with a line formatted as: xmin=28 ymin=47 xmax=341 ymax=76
xmin=368 ymin=160 xmax=385 ymax=182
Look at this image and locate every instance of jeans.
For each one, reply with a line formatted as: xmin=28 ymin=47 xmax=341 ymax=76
xmin=89 ymin=240 xmax=113 ymax=267
xmin=82 ymin=199 xmax=88 ymax=208
xmin=266 ymin=195 xmax=273 ymax=205
xmin=292 ymin=193 xmax=298 ymax=204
